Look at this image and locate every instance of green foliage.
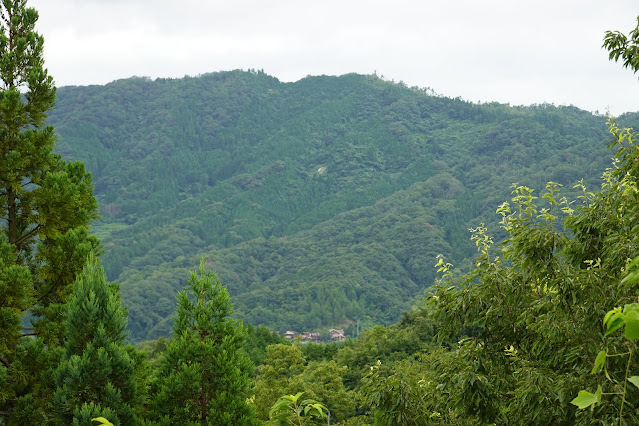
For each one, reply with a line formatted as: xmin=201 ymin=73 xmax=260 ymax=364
xmin=70 ymin=403 xmax=117 ymax=426
xmin=360 ymin=359 xmax=474 ymax=425
xmin=2 ymin=3 xmax=636 ymax=425
xmin=420 ymin=118 xmax=639 ymax=424
xmin=0 ymin=0 xmax=99 ymax=421
xmin=254 ymin=344 xmax=308 ymax=421
xmin=137 ymin=322 xmax=286 ymax=373
xmin=301 ymin=342 xmax=340 ymax=363
xmin=135 ymin=337 xmax=170 ymax=369
xmin=571 ymin=264 xmax=639 ymax=424
xmin=254 ymin=343 xmax=357 ymax=424
xmin=335 ymin=309 xmax=437 ymax=389
xmin=53 ymin=256 xmax=140 ymax=425
xmin=269 ymin=392 xmax=328 ymax=426
xmin=244 ymin=323 xmax=289 ymax=368
xmin=92 ymin=417 xmax=115 ymax=426
xmin=47 ymin=69 xmax=615 ymax=342
xmin=149 ymin=261 xmax=257 ymax=425
xmin=603 ymin=15 xmax=639 ymax=74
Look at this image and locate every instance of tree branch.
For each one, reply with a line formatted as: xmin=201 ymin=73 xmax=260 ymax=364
xmin=14 ymin=224 xmax=40 ymax=247
xmin=37 ymin=274 xmax=63 ymax=303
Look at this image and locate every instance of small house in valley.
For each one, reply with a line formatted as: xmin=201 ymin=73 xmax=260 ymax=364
xmin=301 ymin=332 xmax=321 ymax=343
xmin=284 ymin=330 xmax=297 ymax=340
xmin=328 ymin=328 xmax=345 ymax=341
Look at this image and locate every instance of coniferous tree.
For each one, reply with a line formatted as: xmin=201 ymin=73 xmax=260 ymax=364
xmin=53 ymin=255 xmax=138 ymax=426
xmin=150 ymin=261 xmax=257 ymax=425
xmin=0 ymin=0 xmax=99 ymax=421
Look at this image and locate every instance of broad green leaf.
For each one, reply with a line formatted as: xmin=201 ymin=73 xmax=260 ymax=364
xmin=308 ymin=403 xmax=328 ymax=418
xmin=624 ymin=320 xmax=639 ymax=339
xmin=591 ymin=350 xmax=607 ymax=374
xmin=621 ymin=258 xmax=639 ymax=285
xmin=621 ymin=270 xmax=639 ymax=285
xmin=300 ymin=398 xmax=320 ymax=406
xmin=604 ymin=316 xmax=625 ymax=336
xmin=624 ymin=308 xmax=639 ymax=319
xmin=628 ymin=376 xmax=639 ymax=389
xmin=571 ymin=390 xmax=598 ymax=409
xmin=269 ymin=398 xmax=292 ymax=418
xmin=623 ymin=310 xmax=639 ymax=339
xmin=92 ymin=418 xmax=114 ymax=426
xmin=623 ymin=303 xmax=639 ymax=313
xmin=627 ymin=257 xmax=639 ymax=270
xmin=603 ymin=308 xmax=621 ymax=327
xmin=281 ymin=392 xmax=303 ymax=403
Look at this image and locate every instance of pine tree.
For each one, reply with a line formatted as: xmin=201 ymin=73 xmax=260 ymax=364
xmin=150 ymin=261 xmax=257 ymax=425
xmin=53 ymin=255 xmax=139 ymax=426
xmin=0 ymin=0 xmax=99 ymax=421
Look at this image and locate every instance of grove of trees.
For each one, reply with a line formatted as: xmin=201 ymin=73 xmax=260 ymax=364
xmin=48 ymin=48 xmax=624 ymax=343
xmin=2 ymin=0 xmax=639 ymax=424
xmin=0 ymin=0 xmax=99 ymax=422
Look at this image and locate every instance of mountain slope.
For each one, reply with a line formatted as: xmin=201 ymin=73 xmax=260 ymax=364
xmin=48 ymin=71 xmax=617 ymax=341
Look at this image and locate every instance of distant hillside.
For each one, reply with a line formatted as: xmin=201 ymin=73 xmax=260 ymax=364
xmin=48 ymin=71 xmax=622 ymax=342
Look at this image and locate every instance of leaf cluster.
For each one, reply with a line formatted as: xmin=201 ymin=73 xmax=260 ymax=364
xmin=422 ymin=120 xmax=639 ymax=424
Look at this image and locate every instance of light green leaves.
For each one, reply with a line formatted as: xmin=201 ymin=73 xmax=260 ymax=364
xmin=304 ymin=402 xmax=328 ymax=417
xmin=591 ymin=350 xmax=607 ymax=374
xmin=269 ymin=392 xmax=329 ymax=425
xmin=434 ymin=255 xmax=453 ymax=280
xmin=269 ymin=392 xmax=304 ymax=418
xmin=603 ymin=303 xmax=639 ymax=339
xmin=603 ymin=307 xmax=624 ymax=336
xmin=573 ymin=260 xmax=639 ymax=416
xmin=603 ymin=16 xmax=639 ymax=74
xmin=624 ymin=308 xmax=639 ymax=339
xmin=91 ymin=418 xmax=114 ymax=426
xmin=573 ymin=271 xmax=639 ymax=417
xmin=620 ymin=257 xmax=639 ymax=286
xmin=571 ymin=385 xmax=602 ymax=409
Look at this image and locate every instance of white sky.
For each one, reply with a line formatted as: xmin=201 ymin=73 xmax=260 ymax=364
xmin=30 ymin=0 xmax=639 ymax=115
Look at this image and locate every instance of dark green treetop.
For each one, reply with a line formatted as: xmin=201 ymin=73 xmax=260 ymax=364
xmin=53 ymin=255 xmax=139 ymax=426
xmin=150 ymin=261 xmax=257 ymax=425
xmin=0 ymin=0 xmax=99 ymax=421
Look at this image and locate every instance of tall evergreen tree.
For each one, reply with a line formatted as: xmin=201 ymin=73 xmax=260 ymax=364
xmin=53 ymin=255 xmax=138 ymax=425
xmin=150 ymin=261 xmax=257 ymax=425
xmin=0 ymin=0 xmax=99 ymax=421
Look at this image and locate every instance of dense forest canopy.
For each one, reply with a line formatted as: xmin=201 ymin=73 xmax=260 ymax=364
xmin=3 ymin=0 xmax=639 ymax=424
xmin=47 ymin=70 xmax=636 ymax=341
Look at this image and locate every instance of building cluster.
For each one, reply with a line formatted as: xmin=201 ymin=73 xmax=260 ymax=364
xmin=283 ymin=328 xmax=346 ymax=342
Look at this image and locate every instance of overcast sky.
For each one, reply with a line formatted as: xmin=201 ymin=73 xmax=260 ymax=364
xmin=30 ymin=0 xmax=639 ymax=115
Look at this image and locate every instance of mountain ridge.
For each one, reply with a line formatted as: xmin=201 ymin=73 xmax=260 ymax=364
xmin=48 ymin=70 xmax=623 ymax=341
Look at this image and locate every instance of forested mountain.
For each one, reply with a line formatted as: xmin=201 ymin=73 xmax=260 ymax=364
xmin=48 ymin=70 xmax=629 ymax=342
